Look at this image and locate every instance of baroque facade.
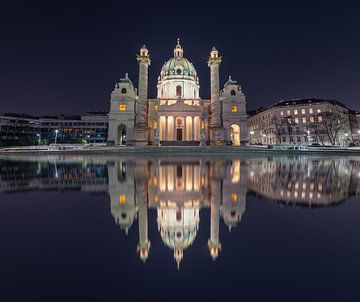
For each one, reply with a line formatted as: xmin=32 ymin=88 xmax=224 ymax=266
xmin=107 ymin=40 xmax=248 ymax=146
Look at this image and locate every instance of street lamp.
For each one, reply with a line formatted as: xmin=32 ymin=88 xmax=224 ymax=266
xmin=54 ymin=129 xmax=59 ymax=145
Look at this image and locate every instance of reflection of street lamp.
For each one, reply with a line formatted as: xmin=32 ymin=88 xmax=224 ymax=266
xmin=36 ymin=133 xmax=41 ymax=146
xmin=54 ymin=129 xmax=59 ymax=145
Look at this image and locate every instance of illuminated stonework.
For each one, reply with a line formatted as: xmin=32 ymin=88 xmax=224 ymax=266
xmin=107 ymin=39 xmax=248 ymax=146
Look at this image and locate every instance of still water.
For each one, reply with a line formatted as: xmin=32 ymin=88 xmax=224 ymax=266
xmin=0 ymin=154 xmax=360 ymax=301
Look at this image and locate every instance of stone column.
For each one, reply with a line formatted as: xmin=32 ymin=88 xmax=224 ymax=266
xmin=208 ymin=47 xmax=225 ymax=144
xmin=191 ymin=117 xmax=194 ymax=141
xmin=173 ymin=117 xmax=176 ymax=141
xmin=132 ymin=45 xmax=151 ymax=146
xmin=136 ymin=45 xmax=150 ymax=128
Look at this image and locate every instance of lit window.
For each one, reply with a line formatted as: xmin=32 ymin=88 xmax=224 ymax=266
xmin=119 ymin=104 xmax=127 ymax=111
xmin=294 ymin=109 xmax=298 ymax=115
xmin=310 ymin=116 xmax=314 ymax=123
xmin=119 ymin=195 xmax=126 ymax=204
xmin=302 ymin=117 xmax=307 ymax=124
xmin=231 ymin=105 xmax=238 ymax=112
xmin=295 ymin=118 xmax=299 ymax=124
xmin=317 ymin=109 xmax=321 ymax=113
xmin=301 ymin=108 xmax=306 ymax=114
xmin=154 ymin=105 xmax=158 ymax=111
xmin=309 ymin=108 xmax=313 ymax=114
xmin=288 ymin=118 xmax=292 ymax=124
xmin=280 ymin=111 xmax=284 ymax=116
xmin=231 ymin=193 xmax=238 ymax=202
xmin=153 ymin=121 xmax=158 ymax=129
xmin=318 ymin=116 xmax=323 ymax=122
xmin=287 ymin=110 xmax=291 ymax=116
xmin=201 ymin=121 xmax=205 ymax=129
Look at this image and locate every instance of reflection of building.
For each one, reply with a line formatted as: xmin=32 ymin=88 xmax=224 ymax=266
xmin=2 ymin=155 xmax=359 ymax=268
xmin=107 ymin=158 xmax=248 ymax=268
xmin=247 ymin=157 xmax=356 ymax=206
xmin=247 ymin=98 xmax=354 ymax=146
xmin=107 ymin=39 xmax=248 ymax=146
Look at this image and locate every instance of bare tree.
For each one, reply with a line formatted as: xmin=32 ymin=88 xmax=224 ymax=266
xmin=309 ymin=111 xmax=346 ymax=145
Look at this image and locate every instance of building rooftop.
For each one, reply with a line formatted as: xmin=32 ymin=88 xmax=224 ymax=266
xmin=248 ymin=97 xmax=355 ymax=116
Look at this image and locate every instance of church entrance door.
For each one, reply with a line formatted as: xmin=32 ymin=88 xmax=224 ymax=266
xmin=176 ymin=128 xmax=183 ymax=141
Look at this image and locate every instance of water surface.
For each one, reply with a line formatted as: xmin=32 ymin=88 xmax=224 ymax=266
xmin=0 ymin=154 xmax=359 ymax=301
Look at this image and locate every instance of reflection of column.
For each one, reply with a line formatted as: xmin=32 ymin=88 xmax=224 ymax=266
xmin=136 ymin=163 xmax=150 ymax=262
xmin=137 ymin=198 xmax=150 ymax=262
xmin=208 ymin=178 xmax=222 ymax=260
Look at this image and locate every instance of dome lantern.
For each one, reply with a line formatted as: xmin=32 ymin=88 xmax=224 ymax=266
xmin=174 ymin=38 xmax=184 ymax=58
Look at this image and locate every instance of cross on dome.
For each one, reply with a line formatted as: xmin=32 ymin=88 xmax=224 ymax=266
xmin=174 ymin=38 xmax=184 ymax=58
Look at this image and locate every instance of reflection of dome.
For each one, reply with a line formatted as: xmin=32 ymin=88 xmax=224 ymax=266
xmin=221 ymin=199 xmax=246 ymax=232
xmin=157 ymin=205 xmax=200 ymax=268
xmin=111 ymin=196 xmax=137 ymax=234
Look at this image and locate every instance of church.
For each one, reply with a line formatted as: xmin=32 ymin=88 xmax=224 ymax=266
xmin=107 ymin=39 xmax=248 ymax=146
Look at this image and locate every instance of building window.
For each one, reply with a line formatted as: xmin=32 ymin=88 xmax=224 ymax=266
xmin=280 ymin=111 xmax=284 ymax=116
xmin=309 ymin=108 xmax=314 ymax=114
xmin=231 ymin=105 xmax=238 ymax=112
xmin=119 ymin=195 xmax=127 ymax=204
xmin=301 ymin=108 xmax=306 ymax=114
xmin=317 ymin=109 xmax=321 ymax=113
xmin=231 ymin=90 xmax=236 ymax=96
xmin=153 ymin=121 xmax=158 ymax=129
xmin=121 ymin=88 xmax=127 ymax=94
xmin=294 ymin=109 xmax=298 ymax=115
xmin=318 ymin=116 xmax=323 ymax=123
xmin=119 ymin=104 xmax=127 ymax=111
xmin=176 ymin=85 xmax=182 ymax=97
xmin=287 ymin=110 xmax=291 ymax=116
xmin=154 ymin=105 xmax=158 ymax=111
xmin=294 ymin=117 xmax=299 ymax=124
xmin=302 ymin=117 xmax=307 ymax=124
xmin=310 ymin=116 xmax=315 ymax=123
xmin=231 ymin=193 xmax=238 ymax=202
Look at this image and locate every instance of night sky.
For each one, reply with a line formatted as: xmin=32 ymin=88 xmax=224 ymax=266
xmin=1 ymin=0 xmax=359 ymax=116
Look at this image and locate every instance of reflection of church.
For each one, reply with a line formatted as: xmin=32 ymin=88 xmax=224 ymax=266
xmin=107 ymin=39 xmax=248 ymax=146
xmin=108 ymin=158 xmax=247 ymax=268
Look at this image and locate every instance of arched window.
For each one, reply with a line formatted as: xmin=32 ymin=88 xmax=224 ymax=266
xmin=176 ymin=85 xmax=182 ymax=97
xmin=231 ymin=90 xmax=236 ymax=96
xmin=121 ymin=88 xmax=127 ymax=94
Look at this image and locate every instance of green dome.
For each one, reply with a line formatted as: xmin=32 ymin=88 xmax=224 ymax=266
xmin=161 ymin=57 xmax=197 ymax=77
